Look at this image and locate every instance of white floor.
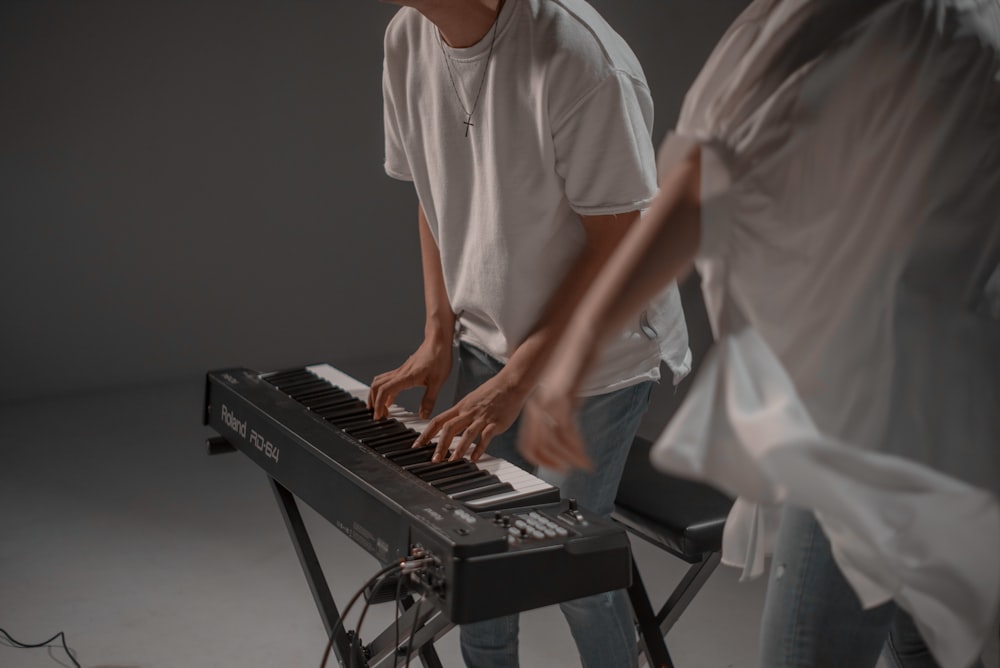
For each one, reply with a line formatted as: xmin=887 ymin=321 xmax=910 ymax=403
xmin=1 ymin=380 xmax=995 ymax=668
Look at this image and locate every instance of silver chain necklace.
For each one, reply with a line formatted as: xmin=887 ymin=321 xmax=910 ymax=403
xmin=436 ymin=4 xmax=501 ymax=137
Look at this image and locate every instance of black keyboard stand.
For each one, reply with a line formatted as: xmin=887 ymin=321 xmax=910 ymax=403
xmin=208 ymin=436 xmax=449 ymax=667
xmin=268 ymin=475 xmax=449 ymax=668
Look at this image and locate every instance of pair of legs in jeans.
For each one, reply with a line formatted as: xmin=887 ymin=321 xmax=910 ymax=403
xmin=455 ymin=343 xmax=652 ymax=668
xmin=761 ymin=505 xmax=984 ymax=668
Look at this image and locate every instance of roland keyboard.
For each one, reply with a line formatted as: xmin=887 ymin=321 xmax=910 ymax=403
xmin=203 ymin=364 xmax=631 ymax=623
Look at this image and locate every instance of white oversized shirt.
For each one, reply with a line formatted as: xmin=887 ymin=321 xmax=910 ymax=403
xmin=383 ymin=0 xmax=691 ymax=394
xmin=652 ymin=1 xmax=1000 ymax=665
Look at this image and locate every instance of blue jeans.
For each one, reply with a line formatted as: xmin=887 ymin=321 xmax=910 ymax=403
xmin=759 ymin=506 xmax=984 ymax=668
xmin=454 ymin=343 xmax=653 ymax=668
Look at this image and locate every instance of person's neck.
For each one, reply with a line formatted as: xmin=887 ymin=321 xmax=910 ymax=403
xmin=413 ymin=0 xmax=503 ymax=48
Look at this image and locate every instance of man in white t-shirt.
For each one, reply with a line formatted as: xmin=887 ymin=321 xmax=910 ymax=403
xmin=368 ymin=0 xmax=690 ymax=666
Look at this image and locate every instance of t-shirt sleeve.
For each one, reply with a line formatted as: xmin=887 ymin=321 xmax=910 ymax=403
xmin=382 ymin=52 xmax=412 ymax=182
xmin=551 ymin=71 xmax=658 ymax=216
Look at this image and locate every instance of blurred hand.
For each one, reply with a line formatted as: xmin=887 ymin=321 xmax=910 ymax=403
xmin=414 ymin=371 xmax=527 ymax=463
xmin=367 ymin=338 xmax=453 ymax=420
xmin=518 ymin=383 xmax=593 ymax=472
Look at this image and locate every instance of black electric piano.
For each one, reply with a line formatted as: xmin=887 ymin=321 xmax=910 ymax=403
xmin=203 ymin=363 xmax=631 ymax=667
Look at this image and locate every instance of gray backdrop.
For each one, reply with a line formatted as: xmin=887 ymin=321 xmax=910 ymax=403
xmin=0 ymin=1 xmax=745 ymax=405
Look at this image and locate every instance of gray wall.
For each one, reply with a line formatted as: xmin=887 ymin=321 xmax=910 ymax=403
xmin=0 ymin=1 xmax=744 ymax=405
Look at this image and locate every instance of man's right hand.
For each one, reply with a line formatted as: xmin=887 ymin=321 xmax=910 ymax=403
xmin=367 ymin=337 xmax=453 ymax=420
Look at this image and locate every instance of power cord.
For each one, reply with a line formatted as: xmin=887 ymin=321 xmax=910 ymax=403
xmin=0 ymin=627 xmax=81 ymax=668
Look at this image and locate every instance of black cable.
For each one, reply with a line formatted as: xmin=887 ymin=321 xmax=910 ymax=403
xmin=350 ymin=569 xmax=397 ymax=668
xmin=319 ymin=561 xmax=403 ymax=668
xmin=0 ymin=627 xmax=81 ymax=668
xmin=393 ymin=571 xmax=405 ymax=663
xmin=404 ymin=594 xmax=423 ymax=668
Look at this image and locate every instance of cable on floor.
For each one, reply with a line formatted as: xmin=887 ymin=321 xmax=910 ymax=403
xmin=0 ymin=627 xmax=81 ymax=668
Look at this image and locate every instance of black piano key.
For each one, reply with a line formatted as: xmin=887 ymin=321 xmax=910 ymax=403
xmin=277 ymin=378 xmax=329 ymax=393
xmin=264 ymin=368 xmax=312 ymax=383
xmin=319 ymin=397 xmax=367 ymax=410
xmin=318 ymin=405 xmax=371 ymax=421
xmin=419 ymin=462 xmax=478 ymax=482
xmin=315 ymin=391 xmax=362 ymax=403
xmin=345 ymin=421 xmax=408 ymax=439
xmin=371 ymin=438 xmax=421 ymax=455
xmin=309 ymin=396 xmax=364 ymax=412
xmin=344 ymin=418 xmax=406 ymax=438
xmin=437 ymin=473 xmax=500 ymax=494
xmin=287 ymin=384 xmax=335 ymax=399
xmin=384 ymin=446 xmax=437 ymax=466
xmin=308 ymin=389 xmax=354 ymax=402
xmin=403 ymin=459 xmax=458 ymax=475
xmin=364 ymin=430 xmax=420 ymax=449
xmin=298 ymin=394 xmax=344 ymax=409
xmin=329 ymin=414 xmax=378 ymax=431
xmin=430 ymin=469 xmax=492 ymax=490
xmin=361 ymin=431 xmax=418 ymax=452
xmin=450 ymin=481 xmax=514 ymax=501
xmin=294 ymin=387 xmax=343 ymax=402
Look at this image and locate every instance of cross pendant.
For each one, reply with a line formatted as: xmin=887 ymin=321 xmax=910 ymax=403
xmin=463 ymin=115 xmax=474 ymax=137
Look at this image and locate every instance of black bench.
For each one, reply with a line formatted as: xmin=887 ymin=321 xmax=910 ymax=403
xmin=614 ymin=436 xmax=734 ymax=668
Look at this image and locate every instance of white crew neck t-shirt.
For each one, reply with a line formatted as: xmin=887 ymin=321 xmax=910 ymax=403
xmin=382 ymin=0 xmax=691 ymax=394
